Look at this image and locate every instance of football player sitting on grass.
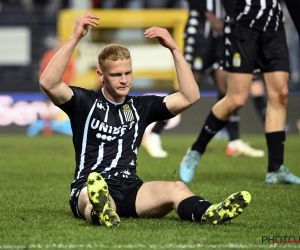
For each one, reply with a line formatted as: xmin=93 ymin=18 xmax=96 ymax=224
xmin=39 ymin=13 xmax=251 ymax=227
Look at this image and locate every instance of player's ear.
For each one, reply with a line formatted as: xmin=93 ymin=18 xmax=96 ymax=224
xmin=97 ymin=67 xmax=104 ymax=87
xmin=97 ymin=66 xmax=103 ymax=78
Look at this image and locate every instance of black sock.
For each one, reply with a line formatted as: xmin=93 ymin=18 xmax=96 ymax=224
xmin=217 ymin=93 xmax=241 ymax=141
xmin=90 ymin=209 xmax=101 ymax=225
xmin=151 ymin=120 xmax=168 ymax=134
xmin=191 ymin=111 xmax=228 ymax=154
xmin=177 ymin=196 xmax=212 ymax=222
xmin=252 ymin=96 xmax=266 ymax=124
xmin=226 ymin=111 xmax=240 ymax=141
xmin=265 ymin=131 xmax=285 ymax=172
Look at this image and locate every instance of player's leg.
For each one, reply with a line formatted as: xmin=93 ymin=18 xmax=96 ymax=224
xmin=251 ymin=74 xmax=266 ymax=124
xmin=135 ymin=181 xmax=251 ymax=224
xmin=258 ymin=25 xmax=300 ymax=184
xmin=213 ymin=68 xmax=239 ymax=142
xmin=264 ymin=72 xmax=300 ymax=184
xmin=201 ymin=73 xmax=253 ymax=153
xmin=180 ymin=73 xmax=253 ymax=183
xmin=214 ymin=69 xmax=264 ymax=157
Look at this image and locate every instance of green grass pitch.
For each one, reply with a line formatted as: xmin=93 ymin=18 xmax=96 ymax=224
xmin=0 ymin=134 xmax=299 ymax=250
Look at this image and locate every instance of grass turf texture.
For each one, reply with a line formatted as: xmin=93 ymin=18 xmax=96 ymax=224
xmin=0 ymin=134 xmax=299 ymax=250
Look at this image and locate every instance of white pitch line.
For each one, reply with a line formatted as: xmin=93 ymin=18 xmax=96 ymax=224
xmin=1 ymin=243 xmax=300 ymax=249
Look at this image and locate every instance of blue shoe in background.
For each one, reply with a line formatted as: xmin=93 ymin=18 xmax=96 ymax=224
xmin=179 ymin=148 xmax=201 ymax=183
xmin=265 ymin=165 xmax=300 ymax=184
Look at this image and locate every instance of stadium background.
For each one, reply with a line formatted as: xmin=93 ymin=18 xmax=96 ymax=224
xmin=0 ymin=0 xmax=299 ymax=134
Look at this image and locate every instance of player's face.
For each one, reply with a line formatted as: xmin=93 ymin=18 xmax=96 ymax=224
xmin=98 ymin=59 xmax=133 ymax=102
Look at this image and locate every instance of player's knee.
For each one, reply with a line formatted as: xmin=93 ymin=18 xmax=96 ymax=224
xmin=278 ymin=87 xmax=289 ymax=104
xmin=235 ymin=99 xmax=246 ymax=109
xmin=226 ymin=92 xmax=247 ymax=110
xmin=269 ymin=87 xmax=289 ymax=106
xmin=173 ymin=181 xmax=190 ymax=193
xmin=230 ymin=97 xmax=247 ymax=110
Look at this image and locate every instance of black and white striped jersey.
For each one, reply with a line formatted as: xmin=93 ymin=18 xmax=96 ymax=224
xmin=58 ymin=86 xmax=174 ymax=183
xmin=233 ymin=0 xmax=284 ymax=31
xmin=185 ymin=0 xmax=223 ymax=39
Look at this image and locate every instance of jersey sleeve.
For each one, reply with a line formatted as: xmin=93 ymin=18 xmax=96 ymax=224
xmin=142 ymin=95 xmax=175 ymax=124
xmin=56 ymin=86 xmax=90 ymax=119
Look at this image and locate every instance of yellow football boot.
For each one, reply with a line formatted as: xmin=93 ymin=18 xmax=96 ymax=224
xmin=87 ymin=172 xmax=120 ymax=227
xmin=201 ymin=191 xmax=251 ymax=225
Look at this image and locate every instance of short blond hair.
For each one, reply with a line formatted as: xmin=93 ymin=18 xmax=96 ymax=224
xmin=98 ymin=44 xmax=131 ymax=69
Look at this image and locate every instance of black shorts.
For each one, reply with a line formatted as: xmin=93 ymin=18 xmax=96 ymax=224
xmin=221 ymin=21 xmax=290 ymax=73
xmin=184 ymin=33 xmax=223 ymax=74
xmin=69 ymin=176 xmax=144 ymax=219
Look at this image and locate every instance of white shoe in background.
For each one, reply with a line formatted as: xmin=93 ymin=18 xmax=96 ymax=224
xmin=226 ymin=139 xmax=265 ymax=157
xmin=142 ymin=132 xmax=168 ymax=158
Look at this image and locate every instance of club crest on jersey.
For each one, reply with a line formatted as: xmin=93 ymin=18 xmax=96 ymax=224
xmin=122 ymin=104 xmax=134 ymax=122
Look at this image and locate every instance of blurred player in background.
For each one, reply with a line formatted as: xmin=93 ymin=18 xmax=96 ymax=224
xmin=142 ymin=0 xmax=266 ymax=158
xmin=179 ymin=0 xmax=300 ymax=184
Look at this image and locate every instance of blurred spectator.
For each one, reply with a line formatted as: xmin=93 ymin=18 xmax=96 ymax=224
xmin=39 ymin=37 xmax=76 ymax=85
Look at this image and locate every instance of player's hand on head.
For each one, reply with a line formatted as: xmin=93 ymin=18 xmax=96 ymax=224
xmin=73 ymin=13 xmax=99 ymax=40
xmin=144 ymin=26 xmax=179 ymax=51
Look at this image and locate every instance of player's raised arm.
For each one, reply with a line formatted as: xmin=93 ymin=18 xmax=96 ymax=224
xmin=144 ymin=26 xmax=200 ymax=115
xmin=39 ymin=13 xmax=99 ymax=105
